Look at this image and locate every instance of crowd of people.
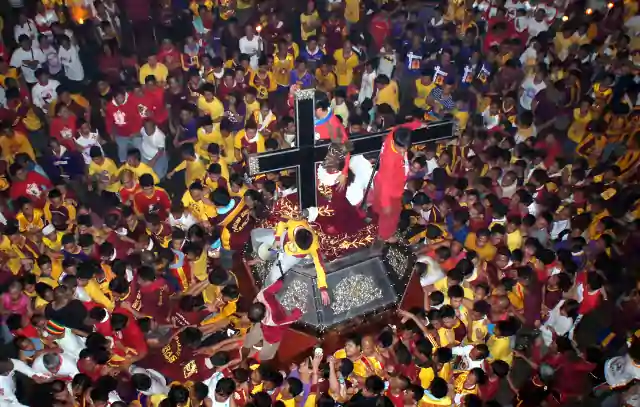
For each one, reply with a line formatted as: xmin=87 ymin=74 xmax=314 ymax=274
xmin=0 ymin=0 xmax=640 ymax=406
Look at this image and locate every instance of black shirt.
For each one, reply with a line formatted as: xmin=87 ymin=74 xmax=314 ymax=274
xmin=45 ymin=299 xmax=92 ymax=333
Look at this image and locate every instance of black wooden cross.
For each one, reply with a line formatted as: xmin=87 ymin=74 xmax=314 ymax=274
xmin=247 ymin=89 xmax=457 ymax=210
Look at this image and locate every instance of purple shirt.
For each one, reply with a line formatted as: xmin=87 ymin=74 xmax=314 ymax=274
xmin=289 ymin=70 xmax=314 ymax=88
xmin=224 ymin=101 xmax=246 ymax=132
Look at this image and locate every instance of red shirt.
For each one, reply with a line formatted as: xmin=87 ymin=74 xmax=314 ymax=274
xmin=119 ymin=183 xmax=140 ymax=206
xmin=113 ymin=316 xmax=148 ymax=355
xmin=105 ymin=93 xmax=143 ymax=137
xmin=50 ymin=115 xmax=78 ymax=151
xmin=258 ymin=281 xmax=302 ymax=344
xmin=322 ymin=20 xmax=345 ymax=54
xmin=369 ymin=14 xmax=391 ymax=52
xmin=13 ymin=324 xmax=39 ymax=339
xmin=579 ymin=289 xmax=602 ymax=315
xmin=132 ymin=187 xmax=171 ymax=220
xmin=127 ymin=277 xmax=172 ymax=323
xmin=131 ymin=92 xmax=154 ymax=122
xmin=373 ymin=129 xmax=409 ymax=206
xmin=10 ymin=171 xmax=52 ymax=208
xmin=0 ymin=100 xmax=33 ymax=134
xmin=169 ymin=301 xmax=208 ymax=327
xmin=217 ymin=81 xmax=238 ymax=102
xmin=384 ymin=390 xmax=404 ymax=407
xmin=144 ymin=88 xmax=168 ymax=124
xmin=157 ymin=47 xmax=181 ymax=72
xmin=106 ymin=231 xmax=136 ymax=260
xmin=479 ymin=377 xmax=501 ymax=401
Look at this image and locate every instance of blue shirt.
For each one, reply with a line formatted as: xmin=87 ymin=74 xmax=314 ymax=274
xmin=180 ymin=119 xmax=198 ymax=142
xmin=300 ymin=47 xmax=324 ymax=67
xmin=429 ymin=87 xmax=455 ymax=111
xmin=447 ymin=214 xmax=469 ymax=244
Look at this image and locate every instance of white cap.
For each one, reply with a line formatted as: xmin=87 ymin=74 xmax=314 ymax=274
xmin=42 ymin=224 xmax=55 ymax=235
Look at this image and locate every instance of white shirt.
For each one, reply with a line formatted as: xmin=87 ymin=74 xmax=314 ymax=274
xmin=526 ymin=18 xmax=549 ymax=38
xmin=140 ymin=126 xmax=166 ymax=161
xmin=14 ymin=20 xmax=38 ymax=43
xmin=358 ymin=70 xmax=377 ymax=104
xmin=39 ymin=45 xmax=62 ymax=75
xmin=10 ymin=46 xmax=46 ymax=84
xmin=169 ymin=212 xmax=197 ymax=231
xmin=377 ymin=48 xmax=396 ymax=79
xmin=58 ymin=45 xmax=84 ymax=81
xmin=540 ymin=300 xmax=575 ymax=346
xmin=239 ymin=35 xmax=262 ymax=70
xmin=35 ymin=11 xmax=59 ymax=36
xmin=417 ymin=255 xmax=445 ymax=287
xmin=76 ymin=132 xmax=102 ymax=164
xmin=32 ymin=353 xmax=79 ymax=379
xmin=452 ymin=345 xmax=486 ymax=371
xmin=42 ymin=328 xmax=85 ymax=360
xmin=31 ymin=79 xmax=60 ymax=112
xmin=605 ymin=353 xmax=640 ymax=388
xmin=129 ymin=367 xmax=169 ymax=395
xmin=519 ymin=46 xmax=537 ymax=66
xmin=519 ymin=77 xmax=546 ymax=110
xmin=0 ymin=359 xmax=39 ymax=406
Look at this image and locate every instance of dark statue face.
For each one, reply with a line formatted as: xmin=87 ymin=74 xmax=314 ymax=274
xmin=322 ymin=143 xmax=347 ymax=172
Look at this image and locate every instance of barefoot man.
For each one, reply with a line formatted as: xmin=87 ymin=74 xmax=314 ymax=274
xmin=372 ymin=126 xmax=412 ymax=244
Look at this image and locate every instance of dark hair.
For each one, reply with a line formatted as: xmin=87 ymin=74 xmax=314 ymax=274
xmin=294 ymin=228 xmax=314 ymax=250
xmin=110 ymin=313 xmax=129 ymax=331
xmin=131 ymin=373 xmax=152 ymax=391
xmin=429 ymin=377 xmax=449 ymax=398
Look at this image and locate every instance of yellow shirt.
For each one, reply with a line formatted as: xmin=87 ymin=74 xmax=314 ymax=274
xmin=300 ymin=11 xmax=319 ymax=40
xmin=418 ymin=363 xmax=452 ymax=389
xmin=229 ymin=184 xmax=248 ymax=199
xmin=454 ymin=109 xmax=469 ymax=131
xmin=89 ymin=158 xmax=121 ymax=193
xmin=181 ymin=190 xmax=217 ymax=222
xmin=17 ymin=210 xmax=45 ymax=233
xmin=276 ymin=396 xmax=296 ymax=407
xmin=139 ymin=63 xmax=169 ymax=84
xmin=83 ymin=279 xmax=114 ymax=311
xmin=506 ymin=230 xmax=522 ymax=252
xmin=244 ymin=100 xmax=260 ymax=123
xmin=43 ymin=232 xmax=64 ymax=252
xmin=0 ymin=67 xmax=19 ymax=87
xmin=201 ymin=299 xmax=238 ymax=325
xmin=196 ymin=127 xmax=224 ymax=158
xmin=487 ymin=335 xmax=513 ymax=365
xmin=234 ymin=130 xmax=266 ymax=154
xmin=276 ymin=219 xmax=327 ymax=289
xmin=173 ymin=158 xmax=207 ymax=187
xmin=333 ymin=349 xmax=382 ymax=377
xmin=44 ymin=202 xmax=77 ymax=232
xmin=207 ymin=157 xmax=230 ymax=181
xmin=568 ymin=108 xmax=592 ymax=144
xmin=413 ymin=78 xmax=436 ymax=110
xmin=315 ymin=69 xmax=337 ymax=93
xmin=376 ymin=81 xmax=400 ymax=113
xmin=345 ymin=0 xmax=360 ymax=23
xmin=0 ymin=132 xmax=35 ymax=163
xmin=465 ymin=319 xmax=488 ymax=344
xmin=118 ymin=162 xmax=160 ymax=184
xmin=197 ymin=95 xmax=224 ymax=123
xmin=273 ymin=54 xmax=294 ymax=86
xmin=333 ymin=49 xmax=359 ymax=87
xmin=192 ymin=250 xmax=208 ymax=281
xmin=464 ymin=233 xmax=497 ymax=261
